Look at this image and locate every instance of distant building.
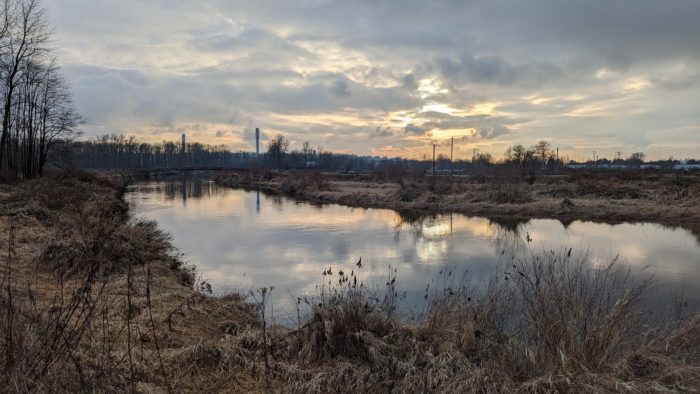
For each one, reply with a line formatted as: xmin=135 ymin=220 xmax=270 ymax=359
xmin=255 ymin=128 xmax=260 ymax=154
xmin=674 ymin=163 xmax=700 ymax=170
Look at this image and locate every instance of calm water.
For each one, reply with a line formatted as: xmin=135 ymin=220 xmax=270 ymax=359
xmin=126 ymin=179 xmax=700 ymax=323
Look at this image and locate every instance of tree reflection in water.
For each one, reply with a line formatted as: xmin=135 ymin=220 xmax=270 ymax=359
xmin=126 ymin=179 xmax=700 ymax=320
xmin=395 ymin=212 xmax=534 ymax=256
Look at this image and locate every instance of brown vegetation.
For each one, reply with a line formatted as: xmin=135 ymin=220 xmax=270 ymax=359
xmin=215 ymin=170 xmax=700 ymax=236
xmin=0 ymin=171 xmax=259 ymax=392
xmin=1 ymin=171 xmax=699 ymax=392
xmin=276 ymin=254 xmax=700 ymax=392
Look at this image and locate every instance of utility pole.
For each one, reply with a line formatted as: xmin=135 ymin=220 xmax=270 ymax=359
xmin=593 ymin=151 xmax=598 ymax=170
xmin=432 ymin=144 xmax=436 ymax=175
xmin=450 ymin=137 xmax=454 ymax=175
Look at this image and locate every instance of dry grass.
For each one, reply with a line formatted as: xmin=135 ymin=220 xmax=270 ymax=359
xmin=485 ymin=183 xmax=534 ymax=204
xmin=0 ymin=171 xmax=257 ymax=392
xmin=1 ymin=171 xmax=699 ymax=392
xmin=215 ymin=170 xmax=700 ymax=239
xmin=280 ymin=173 xmax=332 ymax=196
xmin=256 ymin=250 xmax=697 ymax=393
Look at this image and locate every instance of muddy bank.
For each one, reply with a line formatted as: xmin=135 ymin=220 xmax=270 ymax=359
xmin=214 ymin=170 xmax=700 ymax=236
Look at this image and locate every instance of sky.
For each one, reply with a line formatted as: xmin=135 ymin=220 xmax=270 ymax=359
xmin=45 ymin=0 xmax=700 ymax=160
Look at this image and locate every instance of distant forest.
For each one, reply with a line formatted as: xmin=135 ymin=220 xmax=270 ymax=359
xmin=69 ymin=134 xmax=699 ymax=175
xmin=70 ymin=134 xmax=386 ymax=173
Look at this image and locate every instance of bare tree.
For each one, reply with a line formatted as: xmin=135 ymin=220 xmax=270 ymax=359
xmin=35 ymin=66 xmax=82 ymax=176
xmin=505 ymin=144 xmax=527 ymax=164
xmin=302 ymin=140 xmax=311 ymax=168
xmin=531 ymin=140 xmax=554 ymax=169
xmin=628 ymin=152 xmax=645 ymax=168
xmin=267 ymin=134 xmax=289 ymax=170
xmin=0 ymin=0 xmax=80 ymax=178
xmin=475 ymin=152 xmax=493 ymax=165
xmin=1 ymin=0 xmax=51 ymax=170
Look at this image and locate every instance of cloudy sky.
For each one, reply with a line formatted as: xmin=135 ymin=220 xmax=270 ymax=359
xmin=46 ymin=0 xmax=700 ymax=160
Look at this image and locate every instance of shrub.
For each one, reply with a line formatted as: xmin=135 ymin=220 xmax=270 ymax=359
xmin=37 ymin=216 xmax=177 ymax=278
xmin=279 ymin=251 xmax=699 ymax=392
xmin=487 ymin=184 xmax=533 ymax=204
xmin=396 ymin=180 xmax=423 ymax=202
xmin=289 ymin=270 xmax=399 ymax=362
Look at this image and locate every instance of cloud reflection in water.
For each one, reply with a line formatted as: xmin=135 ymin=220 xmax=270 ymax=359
xmin=127 ymin=180 xmax=700 ymax=323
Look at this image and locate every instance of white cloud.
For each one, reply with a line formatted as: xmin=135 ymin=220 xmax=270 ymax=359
xmin=46 ymin=0 xmax=700 ymax=159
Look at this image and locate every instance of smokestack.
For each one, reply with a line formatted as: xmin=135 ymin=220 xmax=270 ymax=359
xmin=181 ymin=133 xmax=186 ymax=154
xmin=255 ymin=128 xmax=260 ymax=154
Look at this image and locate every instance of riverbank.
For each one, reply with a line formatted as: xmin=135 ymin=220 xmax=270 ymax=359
xmin=1 ymin=171 xmax=699 ymax=392
xmin=214 ymin=170 xmax=700 ymax=236
xmin=0 ymin=171 xmax=262 ymax=392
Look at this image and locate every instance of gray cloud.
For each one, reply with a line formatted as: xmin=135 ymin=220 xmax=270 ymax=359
xmin=46 ymin=0 xmax=700 ymax=159
xmin=437 ymin=55 xmax=564 ymax=88
xmin=374 ymin=126 xmax=394 ymax=138
xmin=407 ymin=112 xmax=515 ymax=140
xmin=404 ymin=124 xmax=425 ymax=135
xmin=402 ymin=74 xmax=418 ymax=91
xmin=329 ymin=80 xmax=350 ymax=97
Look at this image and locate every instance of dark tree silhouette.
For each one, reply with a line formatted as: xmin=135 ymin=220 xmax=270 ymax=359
xmin=0 ymin=0 xmax=81 ymax=179
xmin=267 ymin=134 xmax=289 ymax=170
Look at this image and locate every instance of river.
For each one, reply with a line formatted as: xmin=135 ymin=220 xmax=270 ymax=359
xmin=126 ymin=179 xmax=700 ymax=324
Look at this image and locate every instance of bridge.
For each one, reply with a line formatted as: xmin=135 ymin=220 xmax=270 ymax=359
xmin=129 ymin=167 xmax=248 ymax=174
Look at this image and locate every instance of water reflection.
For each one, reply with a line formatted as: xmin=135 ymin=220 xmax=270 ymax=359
xmin=126 ymin=180 xmax=700 ymax=323
xmin=138 ymin=180 xmax=224 ymax=204
xmin=489 ymin=218 xmax=530 ymax=256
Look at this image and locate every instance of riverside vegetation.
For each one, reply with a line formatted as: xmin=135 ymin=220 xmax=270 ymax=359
xmin=215 ymin=170 xmax=700 ymax=238
xmin=0 ymin=171 xmax=699 ymax=392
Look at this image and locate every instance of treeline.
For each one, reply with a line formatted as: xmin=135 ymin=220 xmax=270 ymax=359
xmin=0 ymin=0 xmax=81 ymax=179
xmin=71 ymin=135 xmax=249 ymax=169
xmin=71 ymin=134 xmax=386 ymax=173
xmin=70 ymin=133 xmax=698 ymax=175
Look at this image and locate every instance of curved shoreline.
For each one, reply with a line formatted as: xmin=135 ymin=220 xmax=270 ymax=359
xmin=4 ymin=171 xmax=699 ymax=392
xmin=213 ymin=170 xmax=700 ymax=239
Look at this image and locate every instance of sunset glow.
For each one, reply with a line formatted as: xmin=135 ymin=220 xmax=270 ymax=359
xmin=46 ymin=0 xmax=700 ymax=160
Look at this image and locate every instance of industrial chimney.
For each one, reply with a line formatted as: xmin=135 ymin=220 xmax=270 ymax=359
xmin=181 ymin=133 xmax=186 ymax=154
xmin=255 ymin=128 xmax=260 ymax=154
